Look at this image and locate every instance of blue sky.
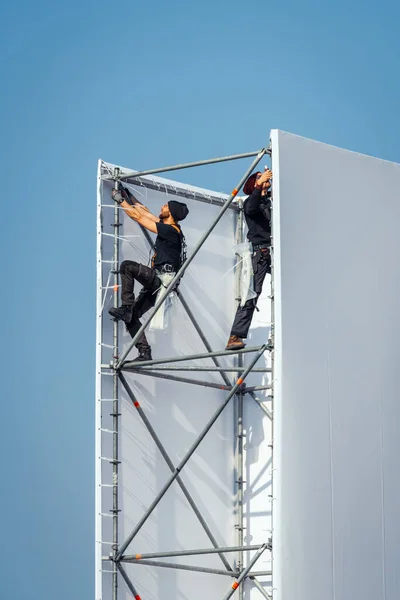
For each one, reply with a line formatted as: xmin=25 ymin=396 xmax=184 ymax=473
xmin=0 ymin=0 xmax=399 ymax=598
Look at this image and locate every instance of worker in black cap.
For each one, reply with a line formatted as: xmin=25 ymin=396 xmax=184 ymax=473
xmin=226 ymin=168 xmax=272 ymax=350
xmin=109 ymin=186 xmax=189 ymax=361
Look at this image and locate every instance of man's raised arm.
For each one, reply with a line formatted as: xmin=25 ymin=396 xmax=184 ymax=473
xmin=112 ymin=187 xmax=160 ymax=232
xmin=121 ymin=202 xmax=159 ymax=233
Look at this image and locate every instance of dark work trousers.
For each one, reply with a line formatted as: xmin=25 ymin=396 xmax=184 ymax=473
xmin=230 ymin=248 xmax=271 ymax=339
xmin=119 ymin=260 xmax=161 ymax=349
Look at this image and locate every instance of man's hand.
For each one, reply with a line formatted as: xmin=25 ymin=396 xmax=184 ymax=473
xmin=255 ymin=169 xmax=272 ymax=191
xmin=258 ymin=169 xmax=273 ymax=185
xmin=121 ymin=186 xmax=138 ymax=206
xmin=121 ymin=201 xmax=141 ymax=220
xmin=111 ymin=188 xmax=124 ymax=204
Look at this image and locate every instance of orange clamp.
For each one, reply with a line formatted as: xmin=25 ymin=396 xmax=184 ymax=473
xmin=232 ymin=581 xmax=239 ymax=590
xmin=113 ymin=284 xmax=119 ymax=292
xmin=232 ymin=188 xmax=239 ymax=197
xmin=236 ymin=377 xmax=244 ymax=386
xmin=135 ymin=553 xmax=142 ymax=560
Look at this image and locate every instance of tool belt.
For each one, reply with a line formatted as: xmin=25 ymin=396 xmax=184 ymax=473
xmin=156 ymin=263 xmax=178 ymax=274
xmin=252 ymin=243 xmax=270 ymax=251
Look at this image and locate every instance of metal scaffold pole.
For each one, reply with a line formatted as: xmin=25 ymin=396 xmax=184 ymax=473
xmin=112 ymin=170 xmax=120 ymax=600
xmin=269 ymin=159 xmax=276 ymax=599
xmin=121 ymin=544 xmax=263 ymax=560
xmin=102 ymin=149 xmax=269 ymax=182
xmin=122 ymin=346 xmax=262 ymax=369
xmin=222 ymin=543 xmax=270 ymax=600
xmin=117 ymin=564 xmax=142 ymax=600
xmin=233 ymin=203 xmax=245 ymax=598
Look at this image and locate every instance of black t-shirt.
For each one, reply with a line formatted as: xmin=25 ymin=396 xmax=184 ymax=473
xmin=243 ymin=188 xmax=271 ymax=245
xmin=153 ymin=222 xmax=182 ymax=268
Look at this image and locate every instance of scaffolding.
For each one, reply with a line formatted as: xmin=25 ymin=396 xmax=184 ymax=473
xmin=96 ymin=148 xmax=275 ymax=600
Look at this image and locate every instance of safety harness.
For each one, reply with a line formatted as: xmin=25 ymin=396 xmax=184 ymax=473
xmin=151 ymin=223 xmax=187 ymax=272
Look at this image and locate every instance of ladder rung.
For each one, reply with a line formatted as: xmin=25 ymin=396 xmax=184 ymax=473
xmin=95 ymin=540 xmax=114 ymax=545
xmin=100 ymin=457 xmax=120 ymax=464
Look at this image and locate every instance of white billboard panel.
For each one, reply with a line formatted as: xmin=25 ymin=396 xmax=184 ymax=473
xmin=96 ymin=164 xmax=272 ymax=600
xmin=271 ymin=130 xmax=400 ymax=600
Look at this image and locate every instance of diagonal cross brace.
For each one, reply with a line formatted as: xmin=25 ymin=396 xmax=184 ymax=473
xmin=120 ymin=558 xmax=239 ymax=577
xmin=176 ymin=291 xmax=231 ymax=388
xmin=118 ymin=372 xmax=233 ymax=572
xmin=116 ymin=344 xmax=266 ymax=560
xmin=117 ymin=563 xmax=142 ymax=600
xmin=249 ymin=577 xmax=272 ymax=600
xmin=116 ymin=149 xmax=267 ymax=367
xmin=222 ymin=542 xmax=270 ymax=600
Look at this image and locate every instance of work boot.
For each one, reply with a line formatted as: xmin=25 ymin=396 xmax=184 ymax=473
xmin=225 ymin=335 xmax=245 ymax=351
xmin=133 ymin=345 xmax=152 ymax=362
xmin=108 ymin=304 xmax=134 ymax=323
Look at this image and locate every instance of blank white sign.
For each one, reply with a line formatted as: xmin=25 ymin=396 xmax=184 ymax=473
xmin=271 ymin=130 xmax=400 ymax=600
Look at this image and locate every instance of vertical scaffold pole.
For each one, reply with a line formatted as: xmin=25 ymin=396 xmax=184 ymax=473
xmin=234 ymin=204 xmax=245 ymax=600
xmin=269 ymin=160 xmax=275 ymax=598
xmin=112 ymin=170 xmax=120 ymax=600
xmin=95 ymin=161 xmax=104 ymax=600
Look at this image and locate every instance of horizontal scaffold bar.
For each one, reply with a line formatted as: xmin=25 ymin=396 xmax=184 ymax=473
xmin=121 ymin=345 xmax=265 ymax=370
xmin=120 ymin=367 xmax=232 ymax=390
xmin=102 ymin=149 xmax=269 ymax=182
xmin=122 ymin=544 xmax=264 ymax=561
xmin=111 ymin=176 xmax=239 ymax=211
xmin=244 ymin=385 xmax=271 ymax=393
xmin=135 ymin=366 xmax=270 ymax=373
xmin=119 ymin=558 xmax=239 ymax=577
